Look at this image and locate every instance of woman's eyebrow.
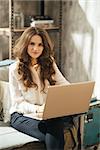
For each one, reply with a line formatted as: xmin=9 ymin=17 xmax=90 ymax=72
xmin=30 ymin=42 xmax=34 ymax=44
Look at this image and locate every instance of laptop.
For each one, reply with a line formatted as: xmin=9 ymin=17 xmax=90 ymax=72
xmin=42 ymin=81 xmax=95 ymax=120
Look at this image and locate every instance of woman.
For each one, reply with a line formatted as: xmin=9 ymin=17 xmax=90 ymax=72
xmin=9 ymin=27 xmax=69 ymax=150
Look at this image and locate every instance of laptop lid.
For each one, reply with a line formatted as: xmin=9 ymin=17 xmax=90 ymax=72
xmin=42 ymin=81 xmax=95 ymax=120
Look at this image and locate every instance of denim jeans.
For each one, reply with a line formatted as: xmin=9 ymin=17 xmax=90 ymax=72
xmin=10 ymin=112 xmax=64 ymax=150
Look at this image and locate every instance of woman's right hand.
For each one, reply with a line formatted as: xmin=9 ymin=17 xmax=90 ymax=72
xmin=24 ymin=104 xmax=45 ymax=120
xmin=37 ymin=104 xmax=45 ymax=113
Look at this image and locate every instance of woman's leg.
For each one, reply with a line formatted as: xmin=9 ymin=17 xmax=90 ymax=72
xmin=10 ymin=112 xmax=45 ymax=141
xmin=10 ymin=113 xmax=64 ymax=150
xmin=44 ymin=118 xmax=64 ymax=150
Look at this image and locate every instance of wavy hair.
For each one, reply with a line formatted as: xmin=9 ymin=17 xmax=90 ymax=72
xmin=13 ymin=27 xmax=56 ymax=90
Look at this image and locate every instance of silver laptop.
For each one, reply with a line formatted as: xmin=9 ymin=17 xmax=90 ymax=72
xmin=42 ymin=81 xmax=95 ymax=120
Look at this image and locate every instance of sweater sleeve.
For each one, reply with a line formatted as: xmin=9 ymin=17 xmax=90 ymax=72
xmin=53 ymin=62 xmax=70 ymax=85
xmin=9 ymin=63 xmax=38 ymax=114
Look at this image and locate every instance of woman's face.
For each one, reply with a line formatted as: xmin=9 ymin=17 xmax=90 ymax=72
xmin=27 ymin=34 xmax=44 ymax=61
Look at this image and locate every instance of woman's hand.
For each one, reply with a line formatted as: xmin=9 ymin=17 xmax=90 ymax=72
xmin=37 ymin=112 xmax=43 ymax=119
xmin=35 ymin=104 xmax=45 ymax=119
xmin=37 ymin=104 xmax=45 ymax=113
xmin=24 ymin=104 xmax=45 ymax=120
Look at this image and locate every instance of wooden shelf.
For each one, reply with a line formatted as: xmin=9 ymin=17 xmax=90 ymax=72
xmin=13 ymin=28 xmax=27 ymax=32
xmin=13 ymin=26 xmax=60 ymax=32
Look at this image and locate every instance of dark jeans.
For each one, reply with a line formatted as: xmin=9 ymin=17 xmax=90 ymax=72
xmin=10 ymin=112 xmax=64 ymax=150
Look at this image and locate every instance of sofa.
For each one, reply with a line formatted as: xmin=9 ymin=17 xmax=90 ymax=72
xmin=0 ymin=60 xmax=79 ymax=150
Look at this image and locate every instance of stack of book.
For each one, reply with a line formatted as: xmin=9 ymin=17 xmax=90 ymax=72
xmin=30 ymin=16 xmax=54 ymax=28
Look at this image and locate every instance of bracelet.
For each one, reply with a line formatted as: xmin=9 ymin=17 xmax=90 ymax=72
xmin=36 ymin=106 xmax=39 ymax=113
xmin=36 ymin=110 xmax=39 ymax=118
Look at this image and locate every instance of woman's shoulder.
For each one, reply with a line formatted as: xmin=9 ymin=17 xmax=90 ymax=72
xmin=9 ymin=60 xmax=19 ymax=71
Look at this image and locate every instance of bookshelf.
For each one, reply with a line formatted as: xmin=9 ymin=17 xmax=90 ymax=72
xmin=9 ymin=0 xmax=62 ymax=68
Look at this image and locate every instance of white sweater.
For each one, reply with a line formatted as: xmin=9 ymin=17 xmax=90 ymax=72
xmin=9 ymin=60 xmax=69 ymax=119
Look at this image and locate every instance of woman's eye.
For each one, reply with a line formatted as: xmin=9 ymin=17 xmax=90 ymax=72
xmin=39 ymin=43 xmax=43 ymax=46
xmin=30 ymin=42 xmax=35 ymax=46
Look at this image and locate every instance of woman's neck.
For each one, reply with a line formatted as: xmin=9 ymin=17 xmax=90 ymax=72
xmin=31 ymin=59 xmax=37 ymax=66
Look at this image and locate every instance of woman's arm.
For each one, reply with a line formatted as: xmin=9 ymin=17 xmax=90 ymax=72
xmin=9 ymin=65 xmax=24 ymax=104
xmin=9 ymin=64 xmax=42 ymax=114
xmin=53 ymin=61 xmax=70 ymax=85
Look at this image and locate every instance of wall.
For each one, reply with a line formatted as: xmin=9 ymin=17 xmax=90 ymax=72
xmin=0 ymin=1 xmax=9 ymax=27
xmin=0 ymin=1 xmax=9 ymax=60
xmin=61 ymin=0 xmax=93 ymax=82
xmin=61 ymin=0 xmax=100 ymax=99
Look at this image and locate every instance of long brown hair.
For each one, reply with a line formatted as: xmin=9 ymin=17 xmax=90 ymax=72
xmin=14 ymin=27 xmax=56 ymax=90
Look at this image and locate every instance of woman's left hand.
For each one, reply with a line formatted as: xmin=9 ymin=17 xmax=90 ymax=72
xmin=37 ymin=112 xmax=43 ymax=119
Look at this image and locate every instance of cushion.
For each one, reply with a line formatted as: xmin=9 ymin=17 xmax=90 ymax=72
xmin=0 ymin=81 xmax=4 ymax=121
xmin=0 ymin=59 xmax=14 ymax=122
xmin=0 ymin=59 xmax=15 ymax=67
xmin=0 ymin=83 xmax=3 ymax=110
xmin=0 ymin=125 xmax=39 ymax=149
xmin=0 ymin=81 xmax=11 ymax=122
xmin=0 ymin=59 xmax=15 ymax=82
xmin=0 ymin=66 xmax=9 ymax=81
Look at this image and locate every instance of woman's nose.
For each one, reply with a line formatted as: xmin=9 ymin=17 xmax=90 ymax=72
xmin=33 ymin=45 xmax=38 ymax=50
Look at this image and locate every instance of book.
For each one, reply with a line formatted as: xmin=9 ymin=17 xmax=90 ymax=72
xmin=31 ymin=20 xmax=54 ymax=24
xmin=30 ymin=22 xmax=54 ymax=28
xmin=30 ymin=16 xmax=54 ymax=28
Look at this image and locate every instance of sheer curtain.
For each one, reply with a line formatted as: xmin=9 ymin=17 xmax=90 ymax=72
xmin=79 ymin=0 xmax=100 ymax=100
